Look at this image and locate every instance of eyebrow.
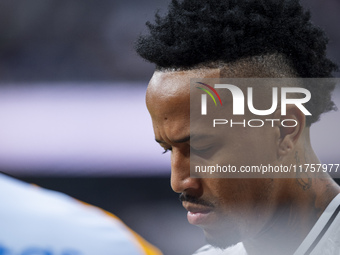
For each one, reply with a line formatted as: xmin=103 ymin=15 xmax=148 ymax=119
xmin=155 ymin=135 xmax=190 ymax=144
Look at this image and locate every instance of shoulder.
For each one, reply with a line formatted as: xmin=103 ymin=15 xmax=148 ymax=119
xmin=0 ymin=173 xmax=162 ymax=255
xmin=193 ymin=243 xmax=247 ymax=255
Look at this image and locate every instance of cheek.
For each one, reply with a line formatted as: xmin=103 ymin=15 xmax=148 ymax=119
xmin=234 ymin=127 xmax=278 ymax=163
xmin=205 ymin=180 xmax=251 ymax=207
xmin=212 ymin=136 xmax=277 ymax=169
xmin=208 ymin=179 xmax=275 ymax=212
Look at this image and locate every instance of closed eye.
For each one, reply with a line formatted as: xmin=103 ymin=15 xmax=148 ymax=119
xmin=191 ymin=146 xmax=211 ymax=154
xmin=162 ymin=148 xmax=172 ymax=154
xmin=190 ymin=144 xmax=218 ymax=159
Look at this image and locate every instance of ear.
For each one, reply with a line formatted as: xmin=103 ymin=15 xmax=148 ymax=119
xmin=274 ymin=105 xmax=306 ymax=157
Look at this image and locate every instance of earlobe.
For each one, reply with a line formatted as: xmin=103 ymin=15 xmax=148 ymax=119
xmin=275 ymin=106 xmax=306 ymax=157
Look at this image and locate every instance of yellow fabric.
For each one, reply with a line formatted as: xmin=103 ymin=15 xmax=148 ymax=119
xmin=78 ymin=200 xmax=163 ymax=255
xmin=28 ymin=182 xmax=162 ymax=255
xmin=102 ymin=210 xmax=163 ymax=255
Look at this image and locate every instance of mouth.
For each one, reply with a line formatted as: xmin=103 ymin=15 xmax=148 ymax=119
xmin=183 ymin=201 xmax=215 ymax=226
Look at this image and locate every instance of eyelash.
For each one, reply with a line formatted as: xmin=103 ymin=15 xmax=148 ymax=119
xmin=162 ymin=148 xmax=172 ymax=154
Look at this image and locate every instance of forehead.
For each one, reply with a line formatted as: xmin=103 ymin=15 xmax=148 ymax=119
xmin=146 ymin=69 xmax=221 ymax=141
xmin=146 ymin=67 xmax=278 ymax=117
xmin=147 ymin=68 xmax=220 ymax=95
xmin=146 ymin=68 xmax=220 ymax=114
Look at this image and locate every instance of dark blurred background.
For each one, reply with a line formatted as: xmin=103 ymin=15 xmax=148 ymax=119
xmin=0 ymin=0 xmax=339 ymax=82
xmin=0 ymin=0 xmax=339 ymax=254
xmin=0 ymin=0 xmax=163 ymax=82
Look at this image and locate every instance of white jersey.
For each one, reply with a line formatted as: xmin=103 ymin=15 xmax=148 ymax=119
xmin=193 ymin=194 xmax=340 ymax=255
xmin=0 ymin=173 xmax=162 ymax=255
xmin=193 ymin=243 xmax=246 ymax=255
xmin=294 ymin=193 xmax=340 ymax=255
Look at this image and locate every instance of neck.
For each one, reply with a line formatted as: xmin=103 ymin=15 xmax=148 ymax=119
xmin=243 ymin=128 xmax=340 ymax=255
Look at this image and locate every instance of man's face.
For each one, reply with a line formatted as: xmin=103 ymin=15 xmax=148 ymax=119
xmin=146 ymin=68 xmax=286 ymax=248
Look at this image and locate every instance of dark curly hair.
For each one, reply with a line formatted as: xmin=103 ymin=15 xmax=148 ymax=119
xmin=135 ymin=0 xmax=338 ymax=126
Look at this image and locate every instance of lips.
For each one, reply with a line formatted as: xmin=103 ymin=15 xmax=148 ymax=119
xmin=183 ymin=202 xmax=215 ymax=226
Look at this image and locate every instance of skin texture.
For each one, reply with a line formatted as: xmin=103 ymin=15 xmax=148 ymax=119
xmin=146 ymin=66 xmax=340 ymax=255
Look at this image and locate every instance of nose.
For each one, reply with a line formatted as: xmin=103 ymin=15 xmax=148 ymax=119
xmin=170 ymin=147 xmax=201 ymax=193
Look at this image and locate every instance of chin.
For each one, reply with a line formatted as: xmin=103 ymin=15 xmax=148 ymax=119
xmin=203 ymin=228 xmax=242 ymax=249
